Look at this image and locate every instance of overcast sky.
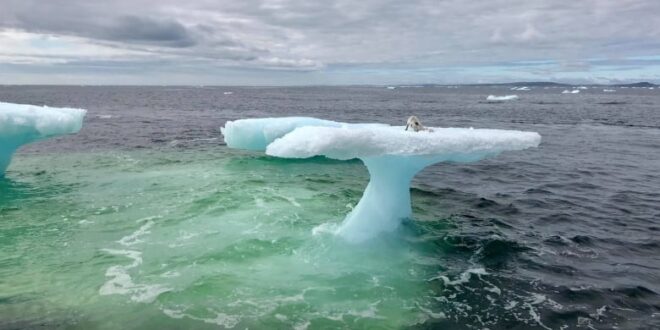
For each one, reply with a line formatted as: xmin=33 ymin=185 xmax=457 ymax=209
xmin=1 ymin=0 xmax=659 ymax=85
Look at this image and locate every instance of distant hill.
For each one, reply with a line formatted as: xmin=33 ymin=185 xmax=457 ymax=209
xmin=610 ymin=82 xmax=658 ymax=88
xmin=494 ymin=81 xmax=658 ymax=87
xmin=394 ymin=81 xmax=658 ymax=88
xmin=454 ymin=82 xmax=570 ymax=87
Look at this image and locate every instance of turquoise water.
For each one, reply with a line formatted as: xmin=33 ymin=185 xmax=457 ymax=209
xmin=1 ymin=147 xmax=450 ymax=329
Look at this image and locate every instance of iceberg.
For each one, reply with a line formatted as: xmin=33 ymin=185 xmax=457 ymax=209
xmin=562 ymin=89 xmax=580 ymax=94
xmin=222 ymin=117 xmax=541 ymax=243
xmin=0 ymin=102 xmax=86 ymax=176
xmin=486 ymin=95 xmax=519 ymax=102
xmin=603 ymin=89 xmax=616 ymax=92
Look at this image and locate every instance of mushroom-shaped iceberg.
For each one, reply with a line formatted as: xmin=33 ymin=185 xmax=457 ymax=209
xmin=222 ymin=117 xmax=541 ymax=243
xmin=0 ymin=102 xmax=86 ymax=176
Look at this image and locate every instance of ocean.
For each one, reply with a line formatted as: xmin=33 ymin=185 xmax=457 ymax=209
xmin=0 ymin=85 xmax=658 ymax=329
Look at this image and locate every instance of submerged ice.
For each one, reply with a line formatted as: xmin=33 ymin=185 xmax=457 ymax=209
xmin=223 ymin=117 xmax=540 ymax=242
xmin=0 ymin=102 xmax=86 ymax=175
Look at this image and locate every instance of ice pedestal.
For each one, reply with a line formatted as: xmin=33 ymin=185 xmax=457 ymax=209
xmin=222 ymin=117 xmax=541 ymax=243
xmin=339 ymin=155 xmax=422 ymax=242
xmin=0 ymin=102 xmax=86 ymax=176
xmin=0 ymin=145 xmax=14 ymax=174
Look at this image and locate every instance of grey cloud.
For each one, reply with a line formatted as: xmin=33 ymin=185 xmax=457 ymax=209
xmin=100 ymin=16 xmax=196 ymax=48
xmin=4 ymin=1 xmax=196 ymax=48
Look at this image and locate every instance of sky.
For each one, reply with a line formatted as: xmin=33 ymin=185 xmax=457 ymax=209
xmin=1 ymin=0 xmax=659 ymax=85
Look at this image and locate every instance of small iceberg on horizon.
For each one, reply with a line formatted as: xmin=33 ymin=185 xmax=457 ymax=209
xmin=0 ymin=102 xmax=86 ymax=176
xmin=562 ymin=89 xmax=580 ymax=94
xmin=510 ymin=86 xmax=530 ymax=91
xmin=222 ymin=117 xmax=541 ymax=243
xmin=603 ymin=89 xmax=616 ymax=92
xmin=486 ymin=95 xmax=519 ymax=102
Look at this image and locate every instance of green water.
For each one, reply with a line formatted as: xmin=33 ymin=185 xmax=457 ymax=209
xmin=0 ymin=147 xmax=448 ymax=329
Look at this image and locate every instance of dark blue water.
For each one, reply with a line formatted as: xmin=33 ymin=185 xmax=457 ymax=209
xmin=1 ymin=85 xmax=659 ymax=329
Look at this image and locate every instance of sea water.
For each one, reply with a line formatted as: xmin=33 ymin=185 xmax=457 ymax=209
xmin=1 ymin=85 xmax=659 ymax=329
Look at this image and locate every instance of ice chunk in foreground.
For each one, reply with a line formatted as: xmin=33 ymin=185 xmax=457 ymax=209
xmin=486 ymin=95 xmax=519 ymax=102
xmin=0 ymin=102 xmax=86 ymax=175
xmin=222 ymin=117 xmax=541 ymax=243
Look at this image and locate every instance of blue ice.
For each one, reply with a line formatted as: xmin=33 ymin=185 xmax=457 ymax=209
xmin=0 ymin=102 xmax=86 ymax=176
xmin=223 ymin=117 xmax=541 ymax=243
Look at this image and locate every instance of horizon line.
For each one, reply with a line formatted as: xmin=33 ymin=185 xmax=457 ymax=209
xmin=0 ymin=81 xmax=658 ymax=88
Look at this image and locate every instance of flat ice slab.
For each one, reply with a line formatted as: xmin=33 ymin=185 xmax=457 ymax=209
xmin=266 ymin=125 xmax=539 ymax=161
xmin=0 ymin=102 xmax=86 ymax=175
xmin=486 ymin=95 xmax=519 ymax=102
xmin=222 ymin=117 xmax=541 ymax=243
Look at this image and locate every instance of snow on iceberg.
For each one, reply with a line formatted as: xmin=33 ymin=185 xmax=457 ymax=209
xmin=222 ymin=117 xmax=541 ymax=243
xmin=221 ymin=117 xmax=386 ymax=151
xmin=0 ymin=102 xmax=86 ymax=175
xmin=486 ymin=95 xmax=519 ymax=102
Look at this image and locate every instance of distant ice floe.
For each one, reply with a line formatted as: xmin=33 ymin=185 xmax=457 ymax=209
xmin=223 ymin=91 xmax=233 ymax=95
xmin=576 ymin=86 xmax=588 ymax=90
xmin=510 ymin=86 xmax=530 ymax=91
xmin=222 ymin=117 xmax=540 ymax=243
xmin=386 ymin=86 xmax=396 ymax=90
xmin=562 ymin=89 xmax=580 ymax=94
xmin=603 ymin=89 xmax=616 ymax=92
xmin=0 ymin=102 xmax=86 ymax=175
xmin=486 ymin=95 xmax=519 ymax=102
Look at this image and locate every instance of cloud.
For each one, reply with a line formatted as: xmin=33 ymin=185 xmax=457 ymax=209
xmin=518 ymin=23 xmax=544 ymax=42
xmin=4 ymin=1 xmax=196 ymax=48
xmin=0 ymin=0 xmax=659 ymax=84
xmin=100 ymin=16 xmax=196 ymax=48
